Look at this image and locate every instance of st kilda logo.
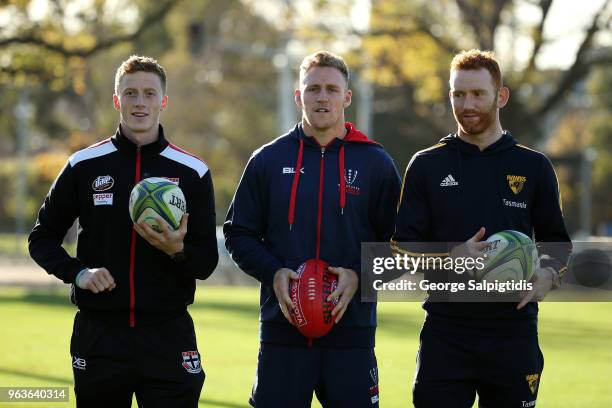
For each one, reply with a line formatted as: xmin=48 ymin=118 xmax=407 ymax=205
xmin=92 ymin=175 xmax=114 ymax=191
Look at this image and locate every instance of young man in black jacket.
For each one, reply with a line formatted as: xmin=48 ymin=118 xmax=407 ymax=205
xmin=29 ymin=55 xmax=218 ymax=408
xmin=393 ymin=50 xmax=571 ymax=408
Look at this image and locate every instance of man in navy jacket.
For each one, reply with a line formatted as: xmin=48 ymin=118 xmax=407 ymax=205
xmin=225 ymin=51 xmax=401 ymax=407
xmin=393 ymin=49 xmax=571 ymax=408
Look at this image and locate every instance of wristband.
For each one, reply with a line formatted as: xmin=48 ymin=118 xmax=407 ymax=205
xmin=75 ymin=269 xmax=89 ymax=288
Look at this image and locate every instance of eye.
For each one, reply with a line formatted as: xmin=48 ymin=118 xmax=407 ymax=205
xmin=125 ymin=90 xmax=135 ymax=96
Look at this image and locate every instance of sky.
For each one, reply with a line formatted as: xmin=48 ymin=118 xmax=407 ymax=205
xmin=246 ymin=0 xmax=610 ymax=70
xmin=515 ymin=0 xmax=610 ymax=69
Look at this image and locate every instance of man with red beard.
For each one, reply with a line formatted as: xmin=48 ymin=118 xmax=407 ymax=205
xmin=392 ymin=50 xmax=571 ymax=407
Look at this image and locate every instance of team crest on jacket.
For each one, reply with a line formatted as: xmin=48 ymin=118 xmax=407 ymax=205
xmin=507 ymin=175 xmax=526 ymax=194
xmin=344 ymin=169 xmax=360 ymax=195
xmin=526 ymin=373 xmax=540 ymax=394
xmin=92 ymin=175 xmax=114 ymax=191
xmin=181 ymin=351 xmax=202 ymax=374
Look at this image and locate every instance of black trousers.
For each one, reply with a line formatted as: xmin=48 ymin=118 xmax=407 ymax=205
xmin=70 ymin=311 xmax=205 ymax=408
xmin=413 ymin=320 xmax=544 ymax=408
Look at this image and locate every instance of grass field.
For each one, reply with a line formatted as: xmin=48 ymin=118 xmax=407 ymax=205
xmin=0 ymin=286 xmax=611 ymax=407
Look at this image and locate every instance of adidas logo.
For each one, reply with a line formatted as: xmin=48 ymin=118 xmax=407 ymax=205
xmin=440 ymin=174 xmax=459 ymax=187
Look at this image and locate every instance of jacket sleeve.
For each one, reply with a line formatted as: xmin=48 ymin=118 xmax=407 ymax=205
xmin=392 ymin=154 xmax=449 ymax=258
xmin=359 ymin=154 xmax=402 ymax=281
xmin=28 ymin=162 xmax=86 ymax=284
xmin=532 ymin=155 xmax=572 ymax=280
xmin=371 ymin=154 xmax=402 ymax=243
xmin=173 ymin=169 xmax=219 ymax=280
xmin=224 ymin=151 xmax=283 ymax=287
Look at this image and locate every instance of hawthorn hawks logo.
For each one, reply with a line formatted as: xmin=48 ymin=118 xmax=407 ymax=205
xmin=507 ymin=175 xmax=526 ymax=195
xmin=526 ymin=373 xmax=540 ymax=394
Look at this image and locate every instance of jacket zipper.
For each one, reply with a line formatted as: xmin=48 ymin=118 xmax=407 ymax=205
xmin=128 ymin=146 xmax=142 ymax=327
xmin=316 ymin=147 xmax=325 ymax=260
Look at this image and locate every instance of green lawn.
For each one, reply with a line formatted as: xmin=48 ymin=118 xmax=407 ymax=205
xmin=0 ymin=287 xmax=610 ymax=407
xmin=0 ymin=233 xmax=76 ymax=258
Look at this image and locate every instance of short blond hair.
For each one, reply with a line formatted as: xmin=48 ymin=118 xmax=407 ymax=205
xmin=450 ymin=49 xmax=502 ymax=89
xmin=299 ymin=51 xmax=349 ymax=86
xmin=114 ymin=55 xmax=167 ymax=95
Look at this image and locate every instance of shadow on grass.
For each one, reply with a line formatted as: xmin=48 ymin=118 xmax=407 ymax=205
xmin=0 ymin=366 xmax=251 ymax=408
xmin=376 ymin=312 xmax=423 ymax=338
xmin=191 ymin=300 xmax=259 ymax=316
xmin=0 ymin=290 xmax=73 ymax=308
xmin=199 ymin=398 xmax=250 ymax=408
xmin=0 ymin=366 xmax=72 ymax=385
xmin=0 ymin=290 xmax=260 ymax=317
xmin=539 ymin=318 xmax=612 ymax=350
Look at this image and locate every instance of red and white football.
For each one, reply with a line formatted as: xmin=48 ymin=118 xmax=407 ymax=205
xmin=290 ymin=259 xmax=339 ymax=339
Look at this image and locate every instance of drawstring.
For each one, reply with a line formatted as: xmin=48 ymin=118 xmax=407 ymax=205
xmin=288 ymin=138 xmax=304 ymax=230
xmin=339 ymin=145 xmax=346 ymax=215
xmin=288 ymin=138 xmax=348 ymax=230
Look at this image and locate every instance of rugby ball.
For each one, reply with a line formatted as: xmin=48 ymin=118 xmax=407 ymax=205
xmin=475 ymin=230 xmax=539 ymax=284
xmin=290 ymin=259 xmax=338 ymax=340
xmin=129 ymin=177 xmax=186 ymax=232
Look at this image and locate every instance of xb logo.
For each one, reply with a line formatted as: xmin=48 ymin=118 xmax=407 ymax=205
xmin=72 ymin=356 xmax=86 ymax=370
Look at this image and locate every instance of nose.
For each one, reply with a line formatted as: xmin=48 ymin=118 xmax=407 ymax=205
xmin=316 ymin=89 xmax=329 ymax=102
xmin=462 ymin=94 xmax=476 ymax=110
xmin=134 ymin=92 xmax=146 ymax=107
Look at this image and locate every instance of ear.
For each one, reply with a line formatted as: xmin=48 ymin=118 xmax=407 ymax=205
xmin=343 ymin=89 xmax=352 ymax=108
xmin=113 ymin=94 xmax=120 ymax=111
xmin=497 ymin=86 xmax=509 ymax=108
xmin=160 ymin=94 xmax=168 ymax=111
xmin=294 ymin=89 xmax=302 ymax=109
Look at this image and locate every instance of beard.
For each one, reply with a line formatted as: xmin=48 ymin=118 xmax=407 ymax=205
xmin=454 ymin=99 xmax=497 ymax=135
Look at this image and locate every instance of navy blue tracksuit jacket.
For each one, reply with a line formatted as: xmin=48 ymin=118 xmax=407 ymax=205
xmin=224 ymin=122 xmax=401 ymax=348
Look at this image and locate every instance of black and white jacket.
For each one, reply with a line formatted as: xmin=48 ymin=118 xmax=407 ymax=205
xmin=29 ymin=125 xmax=218 ymax=326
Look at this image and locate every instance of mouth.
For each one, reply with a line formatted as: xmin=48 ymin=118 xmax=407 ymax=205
xmin=314 ymin=108 xmax=330 ymax=113
xmin=131 ymin=112 xmax=149 ymax=117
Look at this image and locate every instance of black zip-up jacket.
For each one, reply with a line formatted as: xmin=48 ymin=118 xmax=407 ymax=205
xmin=392 ymin=132 xmax=572 ymax=334
xmin=29 ymin=125 xmax=218 ymax=326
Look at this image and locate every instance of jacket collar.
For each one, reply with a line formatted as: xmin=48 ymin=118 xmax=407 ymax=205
xmin=112 ymin=124 xmax=169 ymax=154
xmin=293 ymin=122 xmax=380 ymax=150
